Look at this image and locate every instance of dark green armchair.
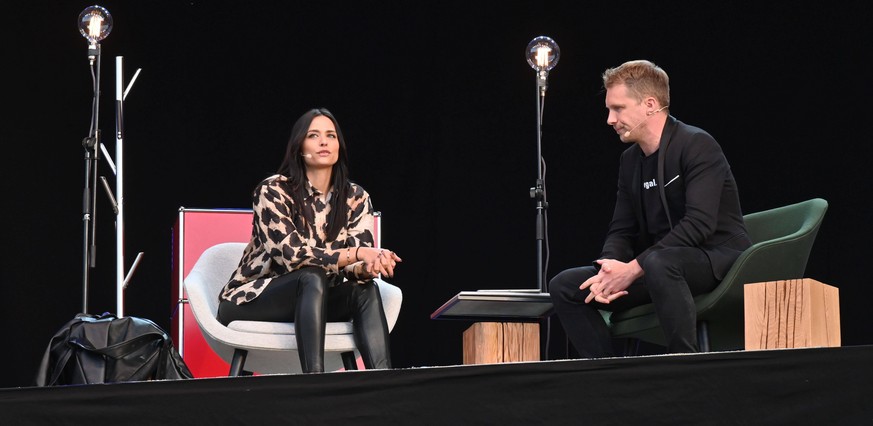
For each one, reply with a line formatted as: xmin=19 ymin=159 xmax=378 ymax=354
xmin=606 ymin=198 xmax=829 ymax=352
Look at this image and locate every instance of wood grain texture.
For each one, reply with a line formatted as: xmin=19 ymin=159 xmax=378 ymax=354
xmin=744 ymin=278 xmax=840 ymax=350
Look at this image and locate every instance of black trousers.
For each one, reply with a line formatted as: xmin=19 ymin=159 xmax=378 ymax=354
xmin=217 ymin=267 xmax=391 ymax=373
xmin=548 ymin=247 xmax=718 ymax=358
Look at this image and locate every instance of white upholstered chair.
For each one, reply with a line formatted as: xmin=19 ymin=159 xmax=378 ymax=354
xmin=183 ymin=241 xmax=403 ymax=376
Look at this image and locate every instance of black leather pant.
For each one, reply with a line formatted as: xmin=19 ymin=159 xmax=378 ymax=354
xmin=218 ymin=267 xmax=391 ymax=373
xmin=548 ymin=247 xmax=717 ymax=358
xmin=294 ymin=268 xmax=392 ymax=372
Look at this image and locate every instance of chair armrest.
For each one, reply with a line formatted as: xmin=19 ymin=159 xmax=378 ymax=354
xmin=374 ymin=278 xmax=402 ymax=332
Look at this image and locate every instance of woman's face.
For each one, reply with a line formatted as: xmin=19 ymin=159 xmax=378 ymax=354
xmin=301 ymin=115 xmax=339 ymax=167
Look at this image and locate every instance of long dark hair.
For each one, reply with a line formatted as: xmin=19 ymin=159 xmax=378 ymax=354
xmin=276 ymin=108 xmax=351 ymax=241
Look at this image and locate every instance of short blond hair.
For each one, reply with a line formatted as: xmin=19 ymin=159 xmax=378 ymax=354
xmin=602 ymin=59 xmax=670 ymax=107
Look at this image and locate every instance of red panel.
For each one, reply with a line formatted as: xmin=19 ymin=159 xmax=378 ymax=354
xmin=171 ymin=208 xmax=253 ymax=379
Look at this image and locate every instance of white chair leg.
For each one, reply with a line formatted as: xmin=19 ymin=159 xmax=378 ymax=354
xmin=229 ymin=348 xmax=248 ymax=376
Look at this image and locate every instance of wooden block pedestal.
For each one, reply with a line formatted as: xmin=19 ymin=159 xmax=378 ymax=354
xmin=744 ymin=278 xmax=840 ymax=350
xmin=462 ymin=322 xmax=539 ymax=365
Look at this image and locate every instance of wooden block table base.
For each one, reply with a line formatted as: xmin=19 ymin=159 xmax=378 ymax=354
xmin=462 ymin=322 xmax=539 ymax=365
xmin=744 ymin=278 xmax=840 ymax=350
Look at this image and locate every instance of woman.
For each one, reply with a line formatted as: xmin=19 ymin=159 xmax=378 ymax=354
xmin=217 ymin=108 xmax=402 ymax=373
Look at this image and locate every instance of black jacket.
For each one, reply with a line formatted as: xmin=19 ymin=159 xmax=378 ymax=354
xmin=600 ymin=116 xmax=751 ymax=280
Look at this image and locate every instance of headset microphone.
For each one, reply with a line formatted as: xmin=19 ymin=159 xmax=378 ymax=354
xmin=623 ymin=105 xmax=669 ymax=137
xmin=301 ymin=153 xmax=313 ymax=158
xmin=623 ymin=120 xmax=646 ymax=138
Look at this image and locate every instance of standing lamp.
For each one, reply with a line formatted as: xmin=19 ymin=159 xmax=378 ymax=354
xmin=77 ymin=5 xmax=113 ymax=314
xmin=525 ymin=36 xmax=560 ymax=293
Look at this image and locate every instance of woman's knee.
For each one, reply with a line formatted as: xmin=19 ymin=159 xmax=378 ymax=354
xmin=352 ymin=280 xmax=381 ymax=303
xmin=297 ymin=267 xmax=329 ymax=295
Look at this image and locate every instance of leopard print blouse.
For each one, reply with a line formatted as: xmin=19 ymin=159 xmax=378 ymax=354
xmin=220 ymin=174 xmax=376 ymax=305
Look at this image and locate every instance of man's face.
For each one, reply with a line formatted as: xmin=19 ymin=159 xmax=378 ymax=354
xmin=605 ymin=83 xmax=646 ymax=143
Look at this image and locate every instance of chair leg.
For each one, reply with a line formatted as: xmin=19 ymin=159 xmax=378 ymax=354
xmin=623 ymin=338 xmax=641 ymax=356
xmin=341 ymin=351 xmax=358 ymax=370
xmin=697 ymin=321 xmax=710 ymax=352
xmin=229 ymin=348 xmax=248 ymax=377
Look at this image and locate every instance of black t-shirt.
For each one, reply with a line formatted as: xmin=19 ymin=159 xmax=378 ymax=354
xmin=640 ymin=150 xmax=670 ymax=242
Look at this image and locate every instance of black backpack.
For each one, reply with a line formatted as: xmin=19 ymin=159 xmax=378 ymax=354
xmin=34 ymin=312 xmax=193 ymax=386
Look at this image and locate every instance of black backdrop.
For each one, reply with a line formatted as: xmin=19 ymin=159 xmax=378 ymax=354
xmin=4 ymin=1 xmax=870 ymax=388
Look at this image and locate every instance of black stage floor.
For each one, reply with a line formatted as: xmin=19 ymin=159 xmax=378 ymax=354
xmin=3 ymin=345 xmax=872 ymax=425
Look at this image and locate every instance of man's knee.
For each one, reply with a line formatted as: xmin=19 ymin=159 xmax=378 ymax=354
xmin=549 ymin=269 xmax=575 ymax=298
xmin=549 ymin=267 xmax=596 ymax=301
xmin=640 ymin=250 xmax=678 ymax=278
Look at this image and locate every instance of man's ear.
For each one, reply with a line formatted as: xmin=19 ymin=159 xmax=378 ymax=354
xmin=645 ymin=97 xmax=656 ymax=110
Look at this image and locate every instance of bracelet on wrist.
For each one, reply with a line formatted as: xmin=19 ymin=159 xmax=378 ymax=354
xmin=355 ymin=246 xmax=361 ymax=261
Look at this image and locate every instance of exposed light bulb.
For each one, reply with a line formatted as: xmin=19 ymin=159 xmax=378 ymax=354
xmin=526 ymin=36 xmax=560 ymax=72
xmin=78 ymin=5 xmax=113 ymax=45
xmin=78 ymin=5 xmax=112 ymax=64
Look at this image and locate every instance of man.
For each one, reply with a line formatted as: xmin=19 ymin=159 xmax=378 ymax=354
xmin=548 ymin=59 xmax=751 ymax=358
